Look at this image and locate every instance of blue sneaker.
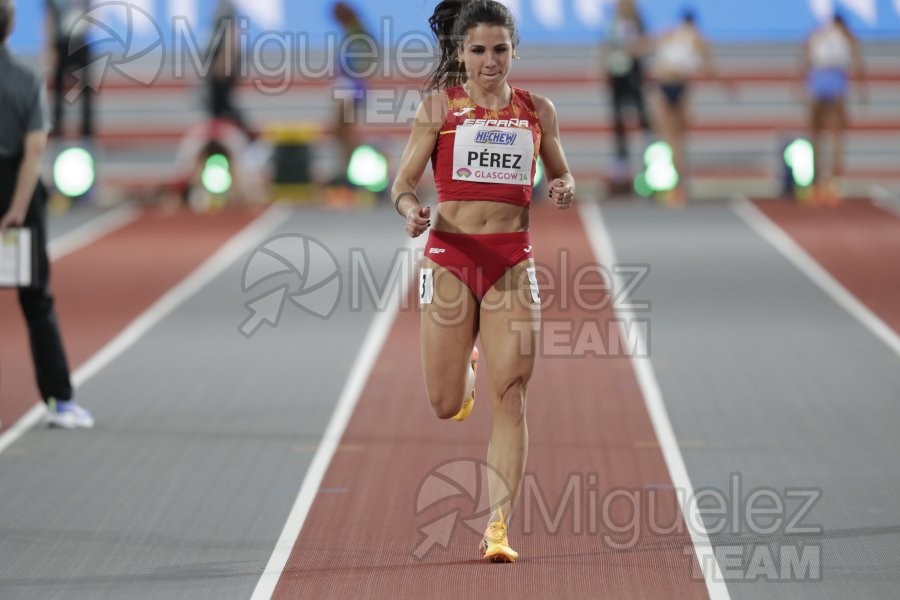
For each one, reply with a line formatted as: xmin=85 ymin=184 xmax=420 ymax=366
xmin=46 ymin=398 xmax=95 ymax=429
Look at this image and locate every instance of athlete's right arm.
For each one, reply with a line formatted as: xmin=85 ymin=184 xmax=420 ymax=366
xmin=392 ymin=92 xmax=447 ymax=237
xmin=695 ymin=32 xmax=717 ymax=81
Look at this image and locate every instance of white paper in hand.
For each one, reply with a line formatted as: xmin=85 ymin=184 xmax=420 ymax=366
xmin=0 ymin=228 xmax=32 ymax=287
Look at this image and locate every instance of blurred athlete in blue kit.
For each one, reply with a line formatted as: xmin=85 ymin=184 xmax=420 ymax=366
xmin=802 ymin=13 xmax=866 ymax=202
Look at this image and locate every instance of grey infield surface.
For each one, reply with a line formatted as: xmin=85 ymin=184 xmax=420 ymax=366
xmin=45 ymin=205 xmax=122 ymax=241
xmin=0 ymin=207 xmax=408 ymax=600
xmin=600 ymin=201 xmax=900 ymax=600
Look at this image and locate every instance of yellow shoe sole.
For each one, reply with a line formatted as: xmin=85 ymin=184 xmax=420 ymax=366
xmin=451 ymin=348 xmax=478 ymax=422
xmin=480 ymin=539 xmax=519 ymax=563
xmin=451 ymin=396 xmax=474 ymax=422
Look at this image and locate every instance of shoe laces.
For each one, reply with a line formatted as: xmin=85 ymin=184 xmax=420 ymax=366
xmin=484 ymin=509 xmax=509 ymax=544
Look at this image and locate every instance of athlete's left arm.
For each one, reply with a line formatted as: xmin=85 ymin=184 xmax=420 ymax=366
xmin=848 ymin=34 xmax=868 ymax=104
xmin=533 ymin=94 xmax=575 ymax=210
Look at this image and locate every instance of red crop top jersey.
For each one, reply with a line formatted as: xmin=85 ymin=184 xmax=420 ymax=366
xmin=431 ymin=85 xmax=543 ymax=208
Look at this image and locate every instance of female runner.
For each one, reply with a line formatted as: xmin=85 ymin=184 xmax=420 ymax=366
xmin=391 ymin=0 xmax=575 ymax=562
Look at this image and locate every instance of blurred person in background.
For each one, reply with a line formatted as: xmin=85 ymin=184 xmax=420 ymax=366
xmin=802 ymin=12 xmax=866 ymax=204
xmin=1 ymin=0 xmax=93 ymax=428
xmin=45 ymin=0 xmax=93 ymax=140
xmin=600 ymin=0 xmax=652 ymax=188
xmin=651 ymin=8 xmax=719 ymax=205
xmin=206 ymin=0 xmax=252 ymax=137
xmin=162 ymin=118 xmax=267 ymax=212
xmin=331 ymin=2 xmax=375 ymax=183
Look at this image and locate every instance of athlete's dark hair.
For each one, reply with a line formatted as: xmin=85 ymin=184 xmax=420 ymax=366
xmin=832 ymin=11 xmax=849 ymax=31
xmin=427 ymin=0 xmax=520 ymax=90
xmin=0 ymin=0 xmax=14 ymax=43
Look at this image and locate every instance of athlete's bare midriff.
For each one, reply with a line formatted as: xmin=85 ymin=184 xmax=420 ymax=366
xmin=433 ymin=200 xmax=529 ymax=234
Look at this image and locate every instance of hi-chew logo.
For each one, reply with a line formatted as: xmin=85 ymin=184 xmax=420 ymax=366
xmin=475 ymin=130 xmax=519 ymax=145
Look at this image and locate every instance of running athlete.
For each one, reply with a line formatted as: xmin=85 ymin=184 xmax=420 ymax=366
xmin=391 ymin=0 xmax=575 ymax=563
xmin=601 ymin=0 xmax=652 ymax=183
xmin=802 ymin=13 xmax=866 ymax=202
xmin=331 ymin=2 xmax=374 ymax=181
xmin=651 ymin=9 xmax=716 ymax=204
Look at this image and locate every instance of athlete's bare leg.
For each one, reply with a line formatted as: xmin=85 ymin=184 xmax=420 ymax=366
xmin=829 ymin=100 xmax=847 ymax=179
xmin=809 ymin=100 xmax=826 ymax=184
xmin=420 ymin=258 xmax=480 ymax=419
xmin=671 ymin=92 xmax=689 ymax=181
xmin=478 ymin=260 xmax=540 ymax=522
xmin=652 ymin=89 xmax=675 ymax=163
xmin=652 ymin=87 xmax=686 ymax=202
xmin=334 ymin=98 xmax=360 ymax=177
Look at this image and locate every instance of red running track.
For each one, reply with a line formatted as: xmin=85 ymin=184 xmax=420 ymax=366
xmin=273 ymin=205 xmax=709 ymax=599
xmin=0 ymin=208 xmax=260 ymax=431
xmin=755 ymin=199 xmax=900 ymax=335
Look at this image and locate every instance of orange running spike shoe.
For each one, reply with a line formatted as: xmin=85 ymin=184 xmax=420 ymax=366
xmin=451 ymin=347 xmax=479 ymax=422
xmin=479 ymin=509 xmax=519 ymax=563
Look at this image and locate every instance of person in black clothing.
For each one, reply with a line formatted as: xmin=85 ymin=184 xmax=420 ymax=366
xmin=601 ymin=0 xmax=651 ymax=185
xmin=1 ymin=0 xmax=93 ymax=428
xmin=45 ymin=0 xmax=93 ymax=139
xmin=206 ymin=0 xmax=251 ymax=137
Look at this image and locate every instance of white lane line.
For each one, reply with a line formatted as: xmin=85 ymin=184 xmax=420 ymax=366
xmin=250 ymin=235 xmax=419 ymax=600
xmin=732 ymin=197 xmax=900 ymax=357
xmin=48 ymin=205 xmax=141 ymax=261
xmin=869 ymin=184 xmax=900 ymax=218
xmin=0 ymin=405 xmax=46 ymax=454
xmin=578 ymin=202 xmax=732 ymax=600
xmin=0 ymin=205 xmax=291 ymax=455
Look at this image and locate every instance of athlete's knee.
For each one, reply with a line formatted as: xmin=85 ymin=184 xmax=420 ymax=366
xmin=494 ymin=376 xmax=528 ymax=424
xmin=427 ymin=388 xmax=465 ymax=420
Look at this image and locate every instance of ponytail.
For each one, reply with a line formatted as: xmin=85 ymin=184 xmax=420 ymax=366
xmin=428 ymin=0 xmax=468 ymax=90
xmin=833 ymin=12 xmax=854 ymax=39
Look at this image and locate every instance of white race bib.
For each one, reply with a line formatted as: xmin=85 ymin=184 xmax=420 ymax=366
xmin=452 ymin=123 xmax=534 ymax=186
xmin=419 ymin=268 xmax=434 ymax=305
xmin=526 ymin=266 xmax=540 ymax=304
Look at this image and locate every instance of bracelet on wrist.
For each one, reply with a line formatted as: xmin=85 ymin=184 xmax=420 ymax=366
xmin=394 ymin=192 xmax=417 ymax=215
